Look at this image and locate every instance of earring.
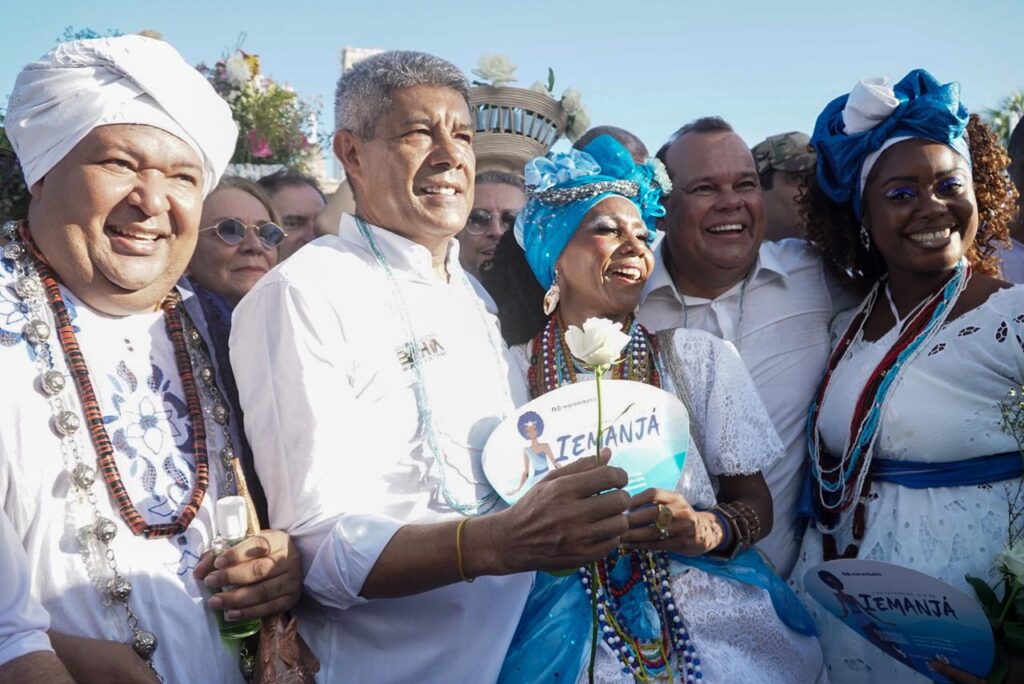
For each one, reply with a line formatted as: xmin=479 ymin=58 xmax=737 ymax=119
xmin=543 ymin=272 xmax=560 ymax=316
xmin=859 ymin=224 xmax=872 ymax=251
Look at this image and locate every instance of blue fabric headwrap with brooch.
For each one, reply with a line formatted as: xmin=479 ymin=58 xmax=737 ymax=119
xmin=811 ymin=68 xmax=971 ymax=220
xmin=514 ymin=134 xmax=670 ymax=290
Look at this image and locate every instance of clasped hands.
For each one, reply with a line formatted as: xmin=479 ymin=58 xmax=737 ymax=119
xmin=487 ymin=450 xmax=723 ymax=575
xmin=194 ymin=529 xmax=303 ymax=621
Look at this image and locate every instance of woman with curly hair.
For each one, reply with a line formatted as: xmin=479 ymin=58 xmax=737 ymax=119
xmin=791 ymin=70 xmax=1023 ymax=684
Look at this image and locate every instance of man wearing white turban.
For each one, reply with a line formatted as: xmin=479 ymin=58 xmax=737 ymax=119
xmin=0 ymin=35 xmax=303 ymax=683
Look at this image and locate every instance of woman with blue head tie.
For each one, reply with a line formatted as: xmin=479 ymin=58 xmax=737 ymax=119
xmin=790 ymin=70 xmax=1021 ymax=683
xmin=485 ymin=135 xmax=826 ymax=683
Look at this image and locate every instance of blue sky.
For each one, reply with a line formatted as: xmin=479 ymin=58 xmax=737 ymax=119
xmin=3 ymin=0 xmax=1023 ymax=168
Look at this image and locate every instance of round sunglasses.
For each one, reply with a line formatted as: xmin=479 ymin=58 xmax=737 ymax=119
xmin=464 ymin=208 xmax=518 ymax=236
xmin=199 ymin=218 xmax=287 ymax=249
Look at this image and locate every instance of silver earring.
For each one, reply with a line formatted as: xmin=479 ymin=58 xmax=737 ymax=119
xmin=543 ymin=272 xmax=560 ymax=316
xmin=860 ymin=224 xmax=872 ymax=251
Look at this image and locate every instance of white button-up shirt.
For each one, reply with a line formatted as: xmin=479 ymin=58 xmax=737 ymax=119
xmin=230 ymin=214 xmax=532 ymax=683
xmin=0 ymin=511 xmax=52 ymax=668
xmin=639 ymin=238 xmax=855 ymax=577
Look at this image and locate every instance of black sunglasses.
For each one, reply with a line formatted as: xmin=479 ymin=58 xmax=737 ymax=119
xmin=199 ymin=218 xmax=286 ymax=249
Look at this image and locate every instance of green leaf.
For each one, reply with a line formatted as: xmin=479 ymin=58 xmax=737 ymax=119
xmin=1005 ymin=622 xmax=1024 ymax=654
xmin=967 ymin=575 xmax=1002 ymax=612
xmin=547 ymin=68 xmax=555 ymax=93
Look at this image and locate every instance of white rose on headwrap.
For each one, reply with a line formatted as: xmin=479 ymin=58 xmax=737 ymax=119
xmin=472 ymin=54 xmax=517 ymax=87
xmin=6 ymin=35 xmax=237 ymax=197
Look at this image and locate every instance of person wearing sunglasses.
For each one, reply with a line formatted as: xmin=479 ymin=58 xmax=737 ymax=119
xmin=456 ymin=170 xmax=525 ymax=280
xmin=188 ymin=176 xmax=284 ymax=307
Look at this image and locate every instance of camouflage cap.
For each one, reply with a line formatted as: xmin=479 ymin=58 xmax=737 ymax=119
xmin=752 ymin=131 xmax=816 ymax=175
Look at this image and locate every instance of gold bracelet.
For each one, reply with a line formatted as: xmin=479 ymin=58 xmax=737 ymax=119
xmin=456 ymin=517 xmax=474 ymax=583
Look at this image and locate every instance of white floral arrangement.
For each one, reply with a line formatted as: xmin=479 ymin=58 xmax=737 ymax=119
xmin=197 ymin=46 xmax=318 ymax=170
xmin=471 ymin=54 xmax=591 ymax=142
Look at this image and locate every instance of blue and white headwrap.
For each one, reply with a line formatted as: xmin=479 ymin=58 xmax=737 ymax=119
xmin=811 ymin=68 xmax=971 ymax=220
xmin=514 ymin=134 xmax=670 ymax=290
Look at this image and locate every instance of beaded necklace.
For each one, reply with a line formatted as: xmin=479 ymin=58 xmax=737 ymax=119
xmin=355 ymin=216 xmax=511 ymax=515
xmin=528 ymin=314 xmax=661 ymax=397
xmin=807 ymin=261 xmax=970 ymax=560
xmin=528 ymin=314 xmax=701 ymax=681
xmin=24 ymin=229 xmax=210 ymax=538
xmin=2 ymin=220 xmax=241 ymax=678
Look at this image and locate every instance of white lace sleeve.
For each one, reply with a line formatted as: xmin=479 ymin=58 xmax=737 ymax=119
xmin=663 ymin=329 xmax=785 ymax=476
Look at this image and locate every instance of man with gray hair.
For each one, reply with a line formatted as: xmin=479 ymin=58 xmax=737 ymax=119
xmin=231 ymin=50 xmax=630 ymax=682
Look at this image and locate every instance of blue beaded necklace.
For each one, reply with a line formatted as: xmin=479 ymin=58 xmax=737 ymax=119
xmin=355 ymin=216 xmax=510 ymax=516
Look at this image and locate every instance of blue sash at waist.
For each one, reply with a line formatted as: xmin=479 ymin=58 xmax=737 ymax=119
xmin=799 ymin=452 xmax=1023 ymax=522
xmin=870 ymin=452 xmax=1022 ymax=488
xmin=497 ymin=549 xmax=815 ymax=683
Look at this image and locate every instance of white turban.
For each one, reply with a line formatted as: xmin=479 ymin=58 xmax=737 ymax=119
xmin=6 ymin=35 xmax=237 ymax=197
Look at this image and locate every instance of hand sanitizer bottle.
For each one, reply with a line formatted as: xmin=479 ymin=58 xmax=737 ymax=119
xmin=212 ymin=496 xmax=262 ymax=639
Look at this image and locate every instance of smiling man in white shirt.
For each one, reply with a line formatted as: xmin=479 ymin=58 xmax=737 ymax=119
xmin=639 ymin=116 xmax=856 ymax=578
xmin=230 ymin=51 xmax=631 ymax=683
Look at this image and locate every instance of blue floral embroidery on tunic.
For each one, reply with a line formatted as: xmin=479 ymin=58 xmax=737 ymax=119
xmin=104 ymin=361 xmax=197 ymax=521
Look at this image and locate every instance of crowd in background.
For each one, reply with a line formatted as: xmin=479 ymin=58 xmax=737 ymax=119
xmin=1 ymin=32 xmax=1023 ymax=684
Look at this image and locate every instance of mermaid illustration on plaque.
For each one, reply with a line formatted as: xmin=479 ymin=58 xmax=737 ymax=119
xmin=507 ymin=411 xmax=563 ymax=495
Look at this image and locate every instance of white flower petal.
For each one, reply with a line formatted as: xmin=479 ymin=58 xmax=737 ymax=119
xmin=565 ymin=318 xmax=629 ymax=368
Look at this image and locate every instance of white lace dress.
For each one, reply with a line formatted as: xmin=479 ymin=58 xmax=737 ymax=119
xmin=789 ymin=286 xmax=1024 ymax=683
xmin=519 ymin=329 xmax=827 ymax=683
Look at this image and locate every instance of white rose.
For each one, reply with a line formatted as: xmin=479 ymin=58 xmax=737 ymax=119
xmin=565 ymin=105 xmax=591 ymax=142
xmin=530 ymin=80 xmax=551 ymax=96
xmin=565 ymin=318 xmax=630 ymax=369
xmin=472 ymin=54 xmax=517 ymax=87
xmin=560 ymin=88 xmax=583 ymax=115
xmin=225 ymin=53 xmax=252 ymax=86
xmin=999 ymin=541 xmax=1024 ymax=584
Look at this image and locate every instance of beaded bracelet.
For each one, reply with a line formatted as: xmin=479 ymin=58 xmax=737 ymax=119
xmin=711 ymin=501 xmax=762 ymax=558
xmin=729 ymin=501 xmax=762 ymax=544
xmin=456 ymin=517 xmax=475 ymax=583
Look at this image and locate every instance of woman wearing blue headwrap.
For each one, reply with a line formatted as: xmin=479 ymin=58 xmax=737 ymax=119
xmin=790 ymin=70 xmax=1021 ymax=683
xmin=484 ymin=135 xmax=825 ymax=683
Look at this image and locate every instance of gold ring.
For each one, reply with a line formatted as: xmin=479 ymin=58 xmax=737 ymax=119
xmin=655 ymin=504 xmax=673 ymax=534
